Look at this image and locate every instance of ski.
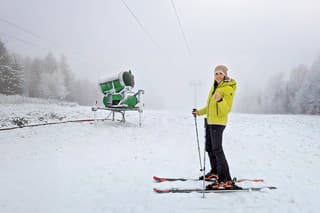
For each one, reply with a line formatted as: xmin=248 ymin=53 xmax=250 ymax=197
xmin=153 ymin=175 xmax=264 ymax=183
xmin=153 ymin=186 xmax=276 ymax=194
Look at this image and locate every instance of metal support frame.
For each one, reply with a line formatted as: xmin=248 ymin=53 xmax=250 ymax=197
xmin=93 ymin=89 xmax=144 ymax=126
xmin=92 ymin=106 xmax=143 ymax=126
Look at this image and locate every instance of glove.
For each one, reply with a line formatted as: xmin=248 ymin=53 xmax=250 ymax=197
xmin=192 ymin=108 xmax=198 ymax=116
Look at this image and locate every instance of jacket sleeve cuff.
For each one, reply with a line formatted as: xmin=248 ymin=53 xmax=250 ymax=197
xmin=197 ymin=107 xmax=207 ymax=116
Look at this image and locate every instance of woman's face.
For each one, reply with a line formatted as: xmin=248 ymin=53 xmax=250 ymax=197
xmin=215 ymin=72 xmax=225 ymax=83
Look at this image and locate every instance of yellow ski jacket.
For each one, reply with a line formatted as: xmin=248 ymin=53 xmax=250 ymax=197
xmin=197 ymin=79 xmax=237 ymax=125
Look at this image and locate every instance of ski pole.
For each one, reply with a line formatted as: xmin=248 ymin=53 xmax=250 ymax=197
xmin=192 ymin=109 xmax=203 ymax=172
xmin=202 ymin=132 xmax=206 ymax=198
xmin=202 ymin=118 xmax=208 ymax=198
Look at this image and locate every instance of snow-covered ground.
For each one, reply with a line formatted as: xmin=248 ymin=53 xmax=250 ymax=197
xmin=0 ymin=96 xmax=320 ymax=213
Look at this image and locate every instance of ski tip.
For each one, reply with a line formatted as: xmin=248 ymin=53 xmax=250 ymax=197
xmin=153 ymin=176 xmax=160 ymax=181
xmin=268 ymin=186 xmax=277 ymax=190
xmin=153 ymin=176 xmax=166 ymax=182
xmin=237 ymin=178 xmax=264 ymax=183
xmin=249 ymin=186 xmax=277 ymax=191
xmin=252 ymin=179 xmax=264 ymax=182
xmin=153 ymin=188 xmax=168 ymax=193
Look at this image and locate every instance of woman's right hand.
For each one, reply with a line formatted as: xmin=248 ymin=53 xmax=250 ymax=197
xmin=192 ymin=109 xmax=199 ymax=116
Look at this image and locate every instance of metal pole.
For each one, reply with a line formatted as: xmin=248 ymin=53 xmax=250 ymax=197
xmin=94 ymin=109 xmax=97 ymax=127
xmin=92 ymin=101 xmax=98 ymax=127
xmin=202 ymin=136 xmax=206 ymax=198
xmin=139 ymin=111 xmax=142 ymax=127
xmin=193 ymin=114 xmax=202 ymax=172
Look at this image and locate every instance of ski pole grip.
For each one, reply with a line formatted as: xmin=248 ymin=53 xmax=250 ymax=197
xmin=192 ymin=108 xmax=197 ymax=117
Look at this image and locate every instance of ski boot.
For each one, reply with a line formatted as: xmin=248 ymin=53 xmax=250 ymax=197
xmin=199 ymin=171 xmax=219 ymax=181
xmin=206 ymin=177 xmax=242 ymax=190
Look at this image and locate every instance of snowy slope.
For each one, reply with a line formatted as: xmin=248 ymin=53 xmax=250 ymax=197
xmin=0 ymin=95 xmax=105 ymax=128
xmin=0 ymin=96 xmax=320 ymax=213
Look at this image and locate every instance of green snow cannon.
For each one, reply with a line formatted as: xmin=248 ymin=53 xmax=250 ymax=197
xmin=99 ymin=70 xmax=135 ymax=93
xmin=98 ymin=70 xmax=142 ymax=108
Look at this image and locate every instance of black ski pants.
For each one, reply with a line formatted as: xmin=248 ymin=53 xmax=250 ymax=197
xmin=205 ymin=119 xmax=231 ymax=182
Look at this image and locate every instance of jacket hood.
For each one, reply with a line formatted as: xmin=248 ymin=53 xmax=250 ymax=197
xmin=220 ymin=79 xmax=236 ymax=88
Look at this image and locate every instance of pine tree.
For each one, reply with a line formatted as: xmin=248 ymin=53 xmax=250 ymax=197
xmin=10 ymin=54 xmax=24 ymax=95
xmin=287 ymin=64 xmax=309 ymax=113
xmin=39 ymin=53 xmax=67 ymax=99
xmin=293 ymin=56 xmax=320 ymax=114
xmin=261 ymin=72 xmax=288 ymax=113
xmin=28 ymin=58 xmax=43 ymax=97
xmin=0 ymin=40 xmax=23 ymax=95
xmin=0 ymin=65 xmax=15 ymax=94
xmin=22 ymin=56 xmax=32 ymax=96
xmin=0 ymin=39 xmax=10 ymax=66
xmin=59 ymin=55 xmax=73 ymax=99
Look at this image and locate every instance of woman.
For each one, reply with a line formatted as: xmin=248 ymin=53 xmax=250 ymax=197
xmin=192 ymin=65 xmax=237 ymax=189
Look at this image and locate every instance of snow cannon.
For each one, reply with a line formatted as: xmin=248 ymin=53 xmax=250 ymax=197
xmin=99 ymin=70 xmax=135 ymax=93
xmin=98 ymin=70 xmax=144 ymax=108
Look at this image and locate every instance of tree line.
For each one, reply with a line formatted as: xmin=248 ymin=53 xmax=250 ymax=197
xmin=0 ymin=39 xmax=100 ymax=105
xmin=237 ymin=55 xmax=320 ymax=115
xmin=1 ymin=37 xmax=319 ymax=114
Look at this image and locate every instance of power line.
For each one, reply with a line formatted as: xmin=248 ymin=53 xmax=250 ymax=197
xmin=170 ymin=0 xmax=191 ymax=55
xmin=0 ymin=17 xmax=100 ymax=68
xmin=0 ymin=17 xmax=92 ymax=61
xmin=120 ymin=0 xmax=161 ymax=49
xmin=0 ymin=17 xmax=60 ymax=48
xmin=0 ymin=31 xmax=100 ymax=72
xmin=0 ymin=31 xmax=45 ymax=49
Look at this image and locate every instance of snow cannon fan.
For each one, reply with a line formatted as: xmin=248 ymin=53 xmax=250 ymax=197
xmin=98 ymin=70 xmax=144 ymax=108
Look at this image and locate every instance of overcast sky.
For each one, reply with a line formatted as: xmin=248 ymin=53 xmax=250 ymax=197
xmin=1 ymin=0 xmax=320 ymax=109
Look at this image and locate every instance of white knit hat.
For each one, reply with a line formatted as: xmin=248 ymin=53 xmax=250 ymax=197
xmin=214 ymin=65 xmax=230 ymax=81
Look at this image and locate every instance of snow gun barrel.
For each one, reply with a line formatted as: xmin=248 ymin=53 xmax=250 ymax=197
xmin=98 ymin=70 xmax=135 ymax=94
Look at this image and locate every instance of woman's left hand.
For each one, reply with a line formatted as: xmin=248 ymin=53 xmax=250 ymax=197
xmin=214 ymin=93 xmax=222 ymax=101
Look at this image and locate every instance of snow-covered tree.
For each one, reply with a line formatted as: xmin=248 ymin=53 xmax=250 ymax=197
xmin=287 ymin=64 xmax=309 ymax=113
xmin=261 ymin=72 xmax=288 ymax=114
xmin=68 ymin=79 xmax=101 ymax=105
xmin=0 ymin=40 xmax=23 ymax=95
xmin=1 ymin=38 xmax=101 ymax=105
xmin=59 ymin=55 xmax=73 ymax=99
xmin=0 ymin=65 xmax=15 ymax=94
xmin=27 ymin=58 xmax=43 ymax=97
xmin=43 ymin=53 xmax=58 ymax=74
xmin=37 ymin=53 xmax=67 ymax=99
xmin=9 ymin=54 xmax=24 ymax=95
xmin=0 ymin=39 xmax=10 ymax=66
xmin=22 ymin=56 xmax=32 ymax=96
xmin=292 ymin=56 xmax=320 ymax=114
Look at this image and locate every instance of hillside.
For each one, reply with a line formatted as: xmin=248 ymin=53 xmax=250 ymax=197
xmin=0 ymin=96 xmax=319 ymax=212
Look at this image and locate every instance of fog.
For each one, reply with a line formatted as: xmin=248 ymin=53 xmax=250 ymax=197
xmin=1 ymin=0 xmax=320 ymax=110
